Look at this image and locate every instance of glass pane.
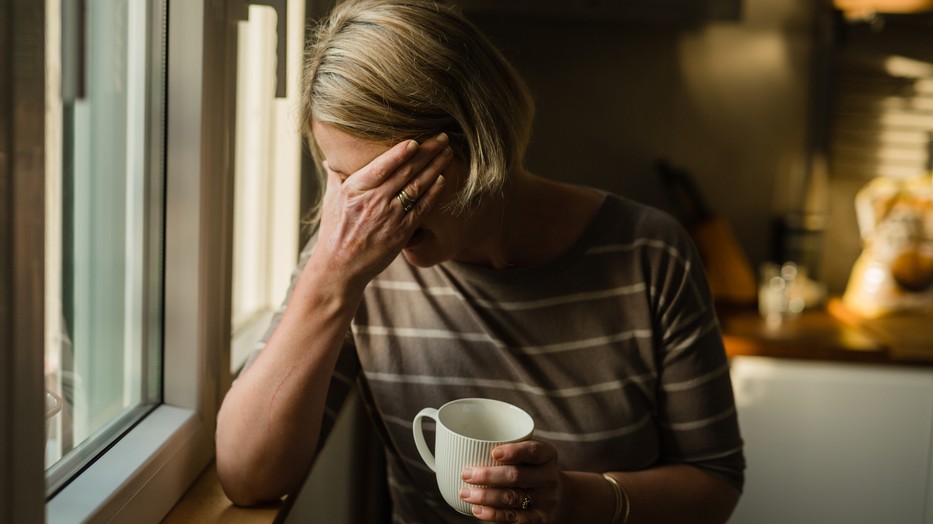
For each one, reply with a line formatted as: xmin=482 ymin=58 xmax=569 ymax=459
xmin=44 ymin=0 xmax=165 ymax=494
xmin=232 ymin=6 xmax=278 ymax=333
xmin=230 ymin=3 xmax=301 ymax=373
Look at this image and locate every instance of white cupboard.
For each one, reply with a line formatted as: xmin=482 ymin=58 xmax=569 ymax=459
xmin=729 ymin=356 xmax=933 ymax=524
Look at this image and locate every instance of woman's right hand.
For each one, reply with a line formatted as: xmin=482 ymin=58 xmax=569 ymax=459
xmin=314 ymin=133 xmax=451 ymax=289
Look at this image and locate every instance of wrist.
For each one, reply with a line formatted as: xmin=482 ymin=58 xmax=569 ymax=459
xmin=557 ymin=471 xmax=619 ymax=524
xmin=602 ymin=473 xmax=631 ymax=524
xmin=298 ymin=255 xmax=368 ymax=304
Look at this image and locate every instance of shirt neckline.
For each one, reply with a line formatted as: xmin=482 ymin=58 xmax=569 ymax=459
xmin=437 ymin=193 xmax=615 ymax=285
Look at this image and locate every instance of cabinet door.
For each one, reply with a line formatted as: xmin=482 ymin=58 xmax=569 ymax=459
xmin=729 ymin=356 xmax=933 ymax=524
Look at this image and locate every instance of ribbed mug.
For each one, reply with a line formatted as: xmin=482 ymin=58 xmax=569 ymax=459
xmin=412 ymin=398 xmax=534 ymax=515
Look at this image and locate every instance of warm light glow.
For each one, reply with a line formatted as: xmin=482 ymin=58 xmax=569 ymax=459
xmin=883 ymin=55 xmax=933 ymax=79
xmin=834 ymin=0 xmax=933 ymax=17
xmin=863 ymin=265 xmax=888 ymax=290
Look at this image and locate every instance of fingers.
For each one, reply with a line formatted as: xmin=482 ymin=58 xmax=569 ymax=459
xmin=493 ymin=441 xmax=558 ymax=466
xmin=350 ymin=133 xmax=451 ymax=194
xmin=461 ymin=485 xmax=540 ymax=508
xmin=385 ymin=133 xmax=451 ymax=196
xmin=462 ymin=441 xmax=558 ymax=488
xmin=469 ymin=503 xmax=538 ymax=523
xmin=463 ymin=486 xmax=546 ymax=523
xmin=401 ymin=173 xmax=446 ymax=220
xmin=349 ymin=139 xmax=419 ymax=190
xmin=463 ymin=464 xmax=554 ymax=491
xmin=460 ymin=441 xmax=560 ymax=522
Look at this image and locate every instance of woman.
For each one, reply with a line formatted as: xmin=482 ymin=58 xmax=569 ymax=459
xmin=215 ymin=1 xmax=745 ymax=522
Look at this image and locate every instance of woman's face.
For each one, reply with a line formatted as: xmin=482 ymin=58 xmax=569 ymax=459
xmin=312 ymin=121 xmax=500 ymax=268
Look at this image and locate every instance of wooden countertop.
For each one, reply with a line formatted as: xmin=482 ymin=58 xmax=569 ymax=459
xmin=719 ymin=298 xmax=933 ymax=365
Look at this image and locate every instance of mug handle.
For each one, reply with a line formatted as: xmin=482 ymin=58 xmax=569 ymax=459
xmin=412 ymin=407 xmax=438 ymax=472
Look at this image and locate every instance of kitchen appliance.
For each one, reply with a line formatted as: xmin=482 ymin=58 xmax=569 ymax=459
xmin=842 ymin=173 xmax=933 ymax=317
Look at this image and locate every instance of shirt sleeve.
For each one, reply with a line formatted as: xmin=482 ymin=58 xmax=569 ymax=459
xmin=650 ymin=218 xmax=746 ymax=491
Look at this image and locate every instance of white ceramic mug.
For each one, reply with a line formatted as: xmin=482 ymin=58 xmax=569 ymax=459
xmin=412 ymin=398 xmax=535 ymax=515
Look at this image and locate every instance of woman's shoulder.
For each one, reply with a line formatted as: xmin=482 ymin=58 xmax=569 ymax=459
xmin=590 ymin=191 xmax=691 ymax=245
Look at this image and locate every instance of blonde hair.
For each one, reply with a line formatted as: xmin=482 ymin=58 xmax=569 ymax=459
xmin=300 ymin=0 xmax=535 ymax=216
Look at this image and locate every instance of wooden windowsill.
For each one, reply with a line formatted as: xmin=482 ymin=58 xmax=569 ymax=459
xmin=162 ymin=461 xmax=282 ymax=524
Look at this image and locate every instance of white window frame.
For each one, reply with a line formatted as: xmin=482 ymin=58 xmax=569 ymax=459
xmin=230 ymin=1 xmax=303 ymax=373
xmin=43 ymin=1 xmax=236 ymax=521
xmin=2 ymin=0 xmax=306 ymax=520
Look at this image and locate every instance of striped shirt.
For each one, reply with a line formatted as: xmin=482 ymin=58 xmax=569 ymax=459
xmin=250 ymin=194 xmax=744 ymax=523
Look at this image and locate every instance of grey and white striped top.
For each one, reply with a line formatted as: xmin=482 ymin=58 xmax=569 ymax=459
xmin=252 ymin=194 xmax=744 ymax=523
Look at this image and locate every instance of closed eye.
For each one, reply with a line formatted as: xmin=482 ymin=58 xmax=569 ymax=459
xmin=324 ymin=162 xmax=350 ymax=182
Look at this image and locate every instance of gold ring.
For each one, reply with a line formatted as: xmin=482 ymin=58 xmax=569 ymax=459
xmin=521 ymin=493 xmax=532 ymax=510
xmin=396 ymin=189 xmax=416 ymax=212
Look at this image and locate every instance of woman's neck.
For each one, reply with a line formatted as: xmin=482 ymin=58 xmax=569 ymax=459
xmin=482 ymin=171 xmax=604 ymax=269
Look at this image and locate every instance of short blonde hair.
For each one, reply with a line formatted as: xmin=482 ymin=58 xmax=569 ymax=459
xmin=300 ymin=0 xmax=535 ymax=216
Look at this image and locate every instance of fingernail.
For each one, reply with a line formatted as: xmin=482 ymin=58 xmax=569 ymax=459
xmin=442 ymin=147 xmax=454 ymax=157
xmin=460 ymin=487 xmax=471 ymax=499
xmin=406 ymin=140 xmax=418 ymax=152
xmin=492 ymin=448 xmax=505 ymax=460
xmin=461 ymin=468 xmax=473 ymax=481
xmin=436 ymin=132 xmax=449 ymax=143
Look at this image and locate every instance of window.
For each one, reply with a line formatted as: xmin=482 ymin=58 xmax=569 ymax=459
xmin=44 ymin=0 xmax=165 ymax=494
xmin=2 ymin=0 xmax=307 ymax=521
xmin=231 ymin=3 xmax=302 ymax=373
xmin=831 ymin=15 xmax=933 ymax=180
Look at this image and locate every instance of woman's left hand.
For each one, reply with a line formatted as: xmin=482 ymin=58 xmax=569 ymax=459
xmin=460 ymin=440 xmax=566 ymax=523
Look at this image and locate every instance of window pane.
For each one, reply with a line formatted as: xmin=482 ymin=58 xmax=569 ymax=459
xmin=230 ymin=3 xmax=301 ymax=373
xmin=44 ymin=0 xmax=165 ymax=495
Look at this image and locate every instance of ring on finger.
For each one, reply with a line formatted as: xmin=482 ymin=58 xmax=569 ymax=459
xmin=520 ymin=492 xmax=532 ymax=511
xmin=396 ymin=188 xmax=417 ymax=213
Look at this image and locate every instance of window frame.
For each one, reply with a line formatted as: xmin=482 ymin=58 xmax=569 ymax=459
xmin=2 ymin=0 xmax=308 ymax=519
xmin=230 ymin=1 xmax=303 ymax=373
xmin=0 ymin=0 xmax=48 ymax=522
xmin=46 ymin=0 xmax=233 ymax=519
xmin=1 ymin=0 xmax=239 ymax=521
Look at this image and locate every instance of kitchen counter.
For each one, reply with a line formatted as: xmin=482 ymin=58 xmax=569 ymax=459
xmin=719 ymin=298 xmax=933 ymax=365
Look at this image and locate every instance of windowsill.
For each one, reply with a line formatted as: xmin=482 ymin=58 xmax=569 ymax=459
xmin=162 ymin=460 xmax=282 ymax=523
xmin=46 ymin=405 xmax=213 ymax=523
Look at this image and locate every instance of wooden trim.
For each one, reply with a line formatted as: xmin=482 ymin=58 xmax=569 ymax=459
xmin=0 ymin=0 xmax=48 ymax=521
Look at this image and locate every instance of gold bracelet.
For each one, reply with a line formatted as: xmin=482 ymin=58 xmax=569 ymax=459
xmin=602 ymin=473 xmax=631 ymax=524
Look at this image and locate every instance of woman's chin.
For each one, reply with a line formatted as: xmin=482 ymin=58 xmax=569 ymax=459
xmin=401 ymin=247 xmax=439 ymax=268
xmin=405 ymin=227 xmax=427 ymax=248
xmin=401 ymin=235 xmax=446 ymax=268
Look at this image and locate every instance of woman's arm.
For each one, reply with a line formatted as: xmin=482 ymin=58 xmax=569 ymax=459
xmin=463 ymin=441 xmax=739 ymax=524
xmin=561 ymin=465 xmax=740 ymax=524
xmin=215 ymin=260 xmax=366 ymax=506
xmin=215 ymin=134 xmax=451 ymax=505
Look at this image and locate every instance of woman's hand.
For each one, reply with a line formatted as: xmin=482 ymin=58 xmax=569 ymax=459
xmin=314 ymin=133 xmax=451 ymax=288
xmin=460 ymin=440 xmax=566 ymax=523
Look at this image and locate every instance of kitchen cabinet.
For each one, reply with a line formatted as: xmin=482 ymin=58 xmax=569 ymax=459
xmin=729 ymin=356 xmax=933 ymax=524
